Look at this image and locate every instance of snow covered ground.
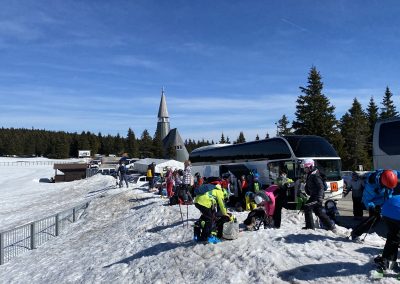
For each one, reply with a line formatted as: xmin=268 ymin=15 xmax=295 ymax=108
xmin=0 ymin=158 xmax=396 ymax=283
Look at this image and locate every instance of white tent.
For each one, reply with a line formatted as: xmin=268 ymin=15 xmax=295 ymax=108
xmin=133 ymin=158 xmax=184 ymax=174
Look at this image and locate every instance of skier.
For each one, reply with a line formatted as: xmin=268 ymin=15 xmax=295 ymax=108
xmin=301 ymin=159 xmax=336 ymax=232
xmin=351 ymin=169 xmax=398 ymax=240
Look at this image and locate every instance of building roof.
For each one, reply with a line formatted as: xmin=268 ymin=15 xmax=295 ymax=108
xmin=157 ymin=90 xmax=169 ymax=118
xmin=163 ymin=128 xmax=189 ymax=162
xmin=53 ymin=163 xmax=88 ymax=171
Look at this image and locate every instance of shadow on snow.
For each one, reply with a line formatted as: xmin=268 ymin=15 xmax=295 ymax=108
xmin=104 ymin=241 xmax=193 ymax=268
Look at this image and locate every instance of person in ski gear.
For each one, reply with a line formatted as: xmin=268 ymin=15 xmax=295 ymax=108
xmin=147 ymin=163 xmax=154 ymax=191
xmin=243 ymin=189 xmax=275 ymax=230
xmin=165 ymin=167 xmax=174 ymax=198
xmin=180 ymin=160 xmax=193 ymax=204
xmin=194 ymin=172 xmax=204 ymax=190
xmin=243 ymin=172 xmax=262 ymax=211
xmin=351 ymin=169 xmax=398 ymax=240
xmin=238 ymin=175 xmax=249 ymax=210
xmin=368 ymin=170 xmax=400 ymax=274
xmin=344 ymin=172 xmax=365 ymax=219
xmin=301 ymin=159 xmax=336 ymax=231
xmin=117 ymin=161 xmax=129 ymax=188
xmin=274 ymin=168 xmax=295 ymax=225
xmin=194 ymin=183 xmax=229 ymax=243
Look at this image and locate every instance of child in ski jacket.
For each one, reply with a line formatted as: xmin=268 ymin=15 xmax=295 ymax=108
xmin=372 ymin=170 xmax=399 ymax=272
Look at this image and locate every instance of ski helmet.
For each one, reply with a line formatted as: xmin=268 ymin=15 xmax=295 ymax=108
xmin=380 ymin=170 xmax=398 ymax=189
xmin=254 ymin=195 xmax=264 ymax=205
xmin=302 ymin=159 xmax=315 ymax=169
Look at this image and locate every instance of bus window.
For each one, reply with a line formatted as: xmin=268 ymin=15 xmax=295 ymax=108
xmin=268 ymin=163 xmax=280 ymax=181
xmin=268 ymin=161 xmax=295 ymax=182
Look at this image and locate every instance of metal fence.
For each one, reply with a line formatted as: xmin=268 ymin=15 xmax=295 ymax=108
xmin=0 ymin=161 xmax=71 ymax=166
xmin=0 ymin=201 xmax=90 ymax=265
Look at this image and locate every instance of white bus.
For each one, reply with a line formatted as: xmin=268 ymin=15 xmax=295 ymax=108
xmin=189 ymin=135 xmax=344 ymax=200
xmin=373 ymin=117 xmax=400 ymax=170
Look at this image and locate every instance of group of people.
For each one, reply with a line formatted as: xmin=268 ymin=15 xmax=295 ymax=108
xmin=347 ymin=168 xmax=400 ymax=274
xmin=162 ymin=158 xmax=400 ymax=275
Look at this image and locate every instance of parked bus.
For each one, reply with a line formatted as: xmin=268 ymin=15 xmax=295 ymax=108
xmin=373 ymin=117 xmax=400 ymax=170
xmin=189 ymin=135 xmax=344 ymax=200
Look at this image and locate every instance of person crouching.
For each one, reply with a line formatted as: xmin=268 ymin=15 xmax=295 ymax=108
xmin=194 ymin=183 xmax=230 ymax=244
xmin=243 ymin=190 xmax=276 ymax=230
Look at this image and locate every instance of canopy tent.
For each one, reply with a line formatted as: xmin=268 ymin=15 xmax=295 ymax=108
xmin=133 ymin=158 xmax=184 ymax=174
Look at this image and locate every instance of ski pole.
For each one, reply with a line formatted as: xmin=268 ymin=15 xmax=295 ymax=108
xmin=186 ymin=204 xmax=189 ymax=228
xmin=178 ymin=203 xmax=185 ymax=227
xmin=362 ymin=215 xmax=378 ymax=241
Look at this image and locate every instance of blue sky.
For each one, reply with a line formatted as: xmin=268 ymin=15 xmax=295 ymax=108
xmin=1 ymin=0 xmax=399 ymax=143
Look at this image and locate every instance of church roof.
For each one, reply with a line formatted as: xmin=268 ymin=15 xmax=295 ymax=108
xmin=157 ymin=91 xmax=169 ymax=118
xmin=163 ymin=128 xmax=189 ymax=162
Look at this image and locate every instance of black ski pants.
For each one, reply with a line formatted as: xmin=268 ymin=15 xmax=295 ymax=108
xmin=195 ymin=203 xmax=215 ymax=241
xmin=382 ymin=216 xmax=400 ymax=262
xmin=304 ymin=200 xmax=334 ymax=230
xmin=352 ymin=196 xmax=364 ymax=217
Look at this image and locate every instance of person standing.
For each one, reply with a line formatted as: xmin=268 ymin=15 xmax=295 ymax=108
xmin=117 ymin=161 xmax=129 ymax=188
xmin=165 ymin=167 xmax=174 ymax=198
xmin=345 ymin=172 xmax=365 ymax=219
xmin=146 ymin=164 xmax=154 ymax=191
xmin=302 ymin=159 xmax=336 ymax=231
xmin=181 ymin=160 xmax=193 ymax=203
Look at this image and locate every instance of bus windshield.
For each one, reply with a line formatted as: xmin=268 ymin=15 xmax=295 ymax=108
xmin=284 ymin=135 xmax=338 ymax=157
xmin=315 ymin=159 xmax=342 ymax=181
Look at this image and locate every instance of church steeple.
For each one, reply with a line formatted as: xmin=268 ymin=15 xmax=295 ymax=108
xmin=157 ymin=87 xmax=170 ymax=141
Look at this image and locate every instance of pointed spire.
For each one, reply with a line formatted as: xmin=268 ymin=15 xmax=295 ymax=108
xmin=158 ymin=87 xmax=169 ymax=118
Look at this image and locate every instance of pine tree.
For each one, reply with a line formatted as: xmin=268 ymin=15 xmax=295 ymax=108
xmin=226 ymin=136 xmax=231 ymax=144
xmin=366 ymin=96 xmax=379 ymax=159
xmin=277 ymin=115 xmax=292 ymax=136
xmin=292 ymin=66 xmax=338 ymax=145
xmin=139 ymin=129 xmax=153 ymax=158
xmin=126 ymin=128 xmax=139 ymax=158
xmin=339 ymin=98 xmax=370 ymax=170
xmin=219 ymin=133 xmax=226 ymax=144
xmin=152 ymin=129 xmax=163 ymax=158
xmin=255 ymin=134 xmax=260 ymax=141
xmin=380 ymin=86 xmax=398 ymax=119
xmin=235 ymin=131 xmax=246 ymax=144
xmin=265 ymin=133 xmax=270 ymax=139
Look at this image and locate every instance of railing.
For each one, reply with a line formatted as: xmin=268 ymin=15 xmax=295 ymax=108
xmin=0 ymin=161 xmax=72 ymax=166
xmin=0 ymin=201 xmax=90 ymax=265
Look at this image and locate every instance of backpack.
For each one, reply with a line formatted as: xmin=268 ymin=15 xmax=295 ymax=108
xmin=119 ymin=165 xmax=126 ymax=174
xmin=194 ymin=184 xmax=216 ymax=196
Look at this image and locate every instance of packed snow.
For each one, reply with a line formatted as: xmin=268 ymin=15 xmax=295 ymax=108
xmin=0 ymin=158 xmax=396 ymax=283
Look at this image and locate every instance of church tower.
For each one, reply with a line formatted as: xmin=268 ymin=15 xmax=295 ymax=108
xmin=156 ymin=88 xmax=170 ymax=141
xmin=156 ymin=88 xmax=189 ymax=162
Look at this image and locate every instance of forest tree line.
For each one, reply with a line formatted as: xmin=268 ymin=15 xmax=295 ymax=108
xmin=0 ymin=66 xmax=398 ymax=170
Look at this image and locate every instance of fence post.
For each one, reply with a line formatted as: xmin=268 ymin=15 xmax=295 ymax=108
xmin=30 ymin=223 xmax=36 ymax=249
xmin=0 ymin=232 xmax=4 ymax=265
xmin=55 ymin=214 xmax=59 ymax=236
xmin=73 ymin=208 xmax=76 ymax=222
